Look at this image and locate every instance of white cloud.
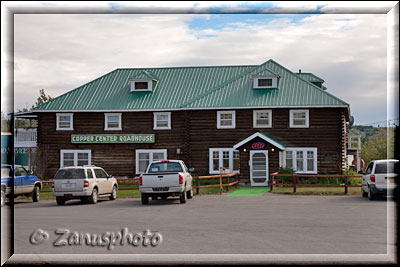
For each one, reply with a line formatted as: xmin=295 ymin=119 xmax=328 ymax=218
xmin=12 ymin=12 xmax=390 ymax=125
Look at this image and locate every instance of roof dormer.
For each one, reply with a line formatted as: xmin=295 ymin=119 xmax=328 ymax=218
xmin=130 ymin=79 xmax=154 ymax=92
xmin=253 ymin=76 xmax=278 ymax=89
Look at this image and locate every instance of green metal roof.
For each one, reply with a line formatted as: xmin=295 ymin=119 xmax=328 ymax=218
xmin=296 ymin=72 xmax=324 ymax=83
xmin=33 ymin=59 xmax=348 ymax=111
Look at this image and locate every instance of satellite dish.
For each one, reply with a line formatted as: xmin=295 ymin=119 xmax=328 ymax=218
xmin=349 ymin=116 xmax=354 ymax=127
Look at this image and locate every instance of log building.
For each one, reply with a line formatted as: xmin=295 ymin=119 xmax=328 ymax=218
xmin=23 ymin=59 xmax=350 ymax=185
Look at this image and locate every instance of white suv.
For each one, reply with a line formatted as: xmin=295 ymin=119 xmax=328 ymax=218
xmin=52 ymin=165 xmax=118 ymax=205
xmin=361 ymin=159 xmax=399 ymax=200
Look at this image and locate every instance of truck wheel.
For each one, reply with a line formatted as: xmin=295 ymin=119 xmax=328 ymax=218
xmin=89 ymin=188 xmax=98 ymax=204
xmin=186 ymin=187 xmax=193 ymax=199
xmin=109 ymin=186 xmax=117 ymax=200
xmin=32 ymin=186 xmax=40 ymax=202
xmin=1 ymin=191 xmax=5 ymax=207
xmin=368 ymin=186 xmax=376 ymax=200
xmin=141 ymin=193 xmax=149 ymax=205
xmin=56 ymin=197 xmax=65 ymax=205
xmin=180 ymin=188 xmax=187 ymax=204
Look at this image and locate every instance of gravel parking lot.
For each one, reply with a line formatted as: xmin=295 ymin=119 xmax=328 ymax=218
xmin=2 ymin=192 xmax=396 ymax=263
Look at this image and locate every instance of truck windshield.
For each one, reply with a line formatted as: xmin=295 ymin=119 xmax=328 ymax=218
xmin=54 ymin=169 xmax=86 ymax=179
xmin=375 ymin=162 xmax=395 ymax=174
xmin=148 ymin=162 xmax=183 ymax=173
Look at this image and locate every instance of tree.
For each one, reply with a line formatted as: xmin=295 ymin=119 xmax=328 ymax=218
xmin=360 ymin=127 xmax=395 ymax=166
xmin=15 ymin=89 xmax=53 ymax=129
xmin=33 ymin=89 xmax=53 ymax=108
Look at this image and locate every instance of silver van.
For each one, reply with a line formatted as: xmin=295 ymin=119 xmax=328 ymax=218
xmin=361 ymin=160 xmax=398 ymax=200
xmin=52 ymin=165 xmax=118 ymax=205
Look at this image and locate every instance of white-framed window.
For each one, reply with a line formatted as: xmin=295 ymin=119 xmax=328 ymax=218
xmin=217 ymin=111 xmax=235 ymax=129
xmin=60 ymin=150 xmax=91 ymax=168
xmin=153 ymin=112 xmax=171 ymax=130
xmin=209 ymin=148 xmax=240 ymax=174
xmin=56 ymin=113 xmax=73 ymax=130
xmin=289 ymin=109 xmax=309 ymax=128
xmin=282 ymin=148 xmax=317 ymax=174
xmin=253 ymin=110 xmax=272 ymax=128
xmin=135 ymin=149 xmax=167 ymax=174
xmin=130 ymin=79 xmax=153 ymax=92
xmin=104 ymin=113 xmax=122 ymax=130
xmin=253 ymin=76 xmax=278 ymax=89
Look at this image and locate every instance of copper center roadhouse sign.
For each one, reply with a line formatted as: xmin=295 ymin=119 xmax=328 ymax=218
xmin=71 ymin=134 xmax=155 ymax=144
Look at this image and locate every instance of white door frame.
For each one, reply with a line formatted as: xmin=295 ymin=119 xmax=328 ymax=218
xmin=250 ymin=150 xmax=269 ymax=186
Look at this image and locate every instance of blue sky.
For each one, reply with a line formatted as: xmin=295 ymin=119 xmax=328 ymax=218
xmin=187 ymin=14 xmax=312 ymax=31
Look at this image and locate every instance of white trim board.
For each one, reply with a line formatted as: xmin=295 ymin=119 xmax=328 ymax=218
xmin=233 ymin=132 xmax=285 ymax=150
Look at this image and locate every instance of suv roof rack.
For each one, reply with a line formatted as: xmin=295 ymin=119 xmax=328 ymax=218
xmin=83 ymin=165 xmax=96 ymax=167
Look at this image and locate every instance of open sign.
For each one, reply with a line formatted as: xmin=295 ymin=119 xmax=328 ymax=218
xmin=252 ymin=142 xmax=265 ymax=149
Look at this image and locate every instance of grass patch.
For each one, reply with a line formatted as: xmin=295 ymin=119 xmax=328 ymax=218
xmin=270 ymin=186 xmax=361 ymax=196
xmin=194 ymin=185 xmax=238 ymax=195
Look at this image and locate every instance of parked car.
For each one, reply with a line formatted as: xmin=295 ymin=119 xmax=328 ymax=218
xmin=52 ymin=165 xmax=118 ymax=205
xmin=361 ymin=159 xmax=399 ymax=200
xmin=1 ymin=164 xmax=42 ymax=206
xmin=139 ymin=160 xmax=193 ymax=204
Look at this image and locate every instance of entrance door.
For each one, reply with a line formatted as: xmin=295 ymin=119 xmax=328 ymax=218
xmin=250 ymin=150 xmax=269 ymax=186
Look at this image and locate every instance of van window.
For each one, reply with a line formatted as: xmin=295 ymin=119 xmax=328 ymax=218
xmin=86 ymin=169 xmax=94 ymax=179
xmin=375 ymin=162 xmax=395 ymax=174
xmin=365 ymin=163 xmax=373 ymax=174
xmin=94 ymin=168 xmax=108 ymax=178
xmin=54 ymin=169 xmax=85 ymax=179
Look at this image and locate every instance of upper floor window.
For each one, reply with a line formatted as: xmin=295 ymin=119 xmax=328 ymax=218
xmin=253 ymin=110 xmax=272 ymax=128
xmin=56 ymin=113 xmax=73 ymax=130
xmin=104 ymin=113 xmax=122 ymax=131
xmin=153 ymin=112 xmax=171 ymax=130
xmin=253 ymin=76 xmax=278 ymax=89
xmin=289 ymin=109 xmax=309 ymax=128
xmin=130 ymin=79 xmax=153 ymax=92
xmin=217 ymin=111 xmax=235 ymax=129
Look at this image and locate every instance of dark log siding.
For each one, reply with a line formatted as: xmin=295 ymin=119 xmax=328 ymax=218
xmin=37 ymin=108 xmax=347 ymax=180
xmin=37 ymin=112 xmax=186 ymax=178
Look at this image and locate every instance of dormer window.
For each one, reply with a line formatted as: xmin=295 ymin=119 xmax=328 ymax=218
xmin=130 ymin=79 xmax=153 ymax=92
xmin=258 ymin=78 xmax=272 ymax=87
xmin=253 ymin=76 xmax=278 ymax=89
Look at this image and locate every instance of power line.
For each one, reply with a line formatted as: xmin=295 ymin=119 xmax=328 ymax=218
xmin=359 ymin=118 xmax=399 ymax=125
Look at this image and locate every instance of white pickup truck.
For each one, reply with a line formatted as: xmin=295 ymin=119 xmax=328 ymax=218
xmin=139 ymin=160 xmax=193 ymax=205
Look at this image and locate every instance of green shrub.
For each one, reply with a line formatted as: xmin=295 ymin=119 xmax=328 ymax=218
xmin=278 ymin=167 xmax=295 ymax=184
